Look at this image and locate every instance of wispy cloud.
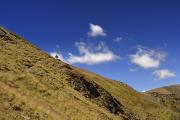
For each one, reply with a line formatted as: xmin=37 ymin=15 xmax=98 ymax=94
xmin=67 ymin=42 xmax=119 ymax=64
xmin=129 ymin=68 xmax=138 ymax=72
xmin=153 ymin=69 xmax=176 ymax=80
xmin=113 ymin=37 xmax=123 ymax=42
xmin=129 ymin=46 xmax=166 ymax=69
xmin=88 ymin=23 xmax=106 ymax=37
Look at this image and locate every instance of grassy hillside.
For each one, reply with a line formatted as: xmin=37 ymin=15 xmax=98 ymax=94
xmin=146 ymin=85 xmax=180 ymax=114
xmin=0 ymin=27 xmax=179 ymax=120
xmin=147 ymin=84 xmax=180 ymax=94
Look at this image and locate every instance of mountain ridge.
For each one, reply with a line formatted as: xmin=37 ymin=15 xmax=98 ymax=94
xmin=0 ymin=27 xmax=179 ymax=120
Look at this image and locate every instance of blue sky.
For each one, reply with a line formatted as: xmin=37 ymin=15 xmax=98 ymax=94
xmin=0 ymin=0 xmax=180 ymax=91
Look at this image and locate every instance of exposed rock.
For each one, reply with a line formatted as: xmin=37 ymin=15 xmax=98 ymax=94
xmin=0 ymin=28 xmax=17 ymax=44
xmin=67 ymin=72 xmax=124 ymax=115
xmin=0 ymin=28 xmax=6 ymax=36
xmin=68 ymin=73 xmax=100 ymax=98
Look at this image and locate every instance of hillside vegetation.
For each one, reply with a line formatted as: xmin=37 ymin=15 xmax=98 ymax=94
xmin=146 ymin=85 xmax=180 ymax=114
xmin=0 ymin=27 xmax=179 ymax=120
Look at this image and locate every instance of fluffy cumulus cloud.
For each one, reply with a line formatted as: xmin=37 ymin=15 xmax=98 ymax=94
xmin=88 ymin=23 xmax=106 ymax=37
xmin=50 ymin=42 xmax=119 ymax=65
xmin=67 ymin=42 xmax=119 ymax=64
xmin=153 ymin=69 xmax=176 ymax=80
xmin=129 ymin=46 xmax=166 ymax=69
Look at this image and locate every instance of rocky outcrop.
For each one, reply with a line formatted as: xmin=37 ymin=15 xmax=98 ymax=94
xmin=0 ymin=28 xmax=17 ymax=44
xmin=67 ymin=72 xmax=124 ymax=115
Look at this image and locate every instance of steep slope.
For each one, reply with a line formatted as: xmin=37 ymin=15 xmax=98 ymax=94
xmin=0 ymin=27 xmax=179 ymax=120
xmin=146 ymin=85 xmax=180 ymax=114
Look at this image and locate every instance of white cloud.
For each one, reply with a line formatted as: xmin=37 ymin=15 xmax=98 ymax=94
xmin=153 ymin=69 xmax=176 ymax=80
xmin=88 ymin=23 xmax=106 ymax=37
xmin=141 ymin=90 xmax=146 ymax=92
xmin=67 ymin=42 xmax=119 ymax=65
xmin=113 ymin=37 xmax=123 ymax=42
xmin=50 ymin=51 xmax=67 ymax=63
xmin=50 ymin=42 xmax=119 ymax=65
xmin=129 ymin=46 xmax=166 ymax=69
